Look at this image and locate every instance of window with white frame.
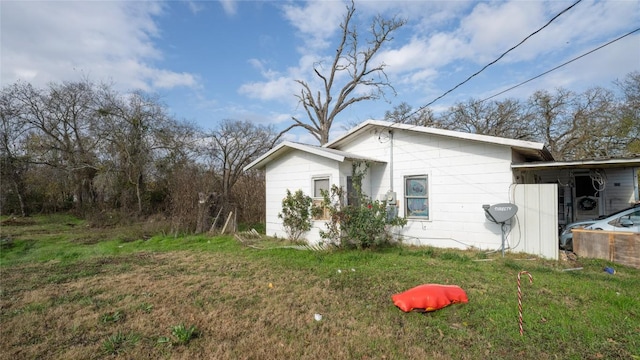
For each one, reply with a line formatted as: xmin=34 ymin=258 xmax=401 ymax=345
xmin=312 ymin=177 xmax=330 ymax=220
xmin=313 ymin=177 xmax=330 ymax=198
xmin=405 ymin=175 xmax=429 ymax=219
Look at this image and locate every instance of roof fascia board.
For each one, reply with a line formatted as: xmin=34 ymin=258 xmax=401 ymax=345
xmin=244 ymin=141 xmax=346 ymax=171
xmin=326 ymin=119 xmax=548 ymax=152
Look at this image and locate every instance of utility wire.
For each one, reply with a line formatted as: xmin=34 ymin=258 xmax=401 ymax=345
xmin=477 ymin=27 xmax=640 ymax=103
xmin=403 ymin=0 xmax=582 ymax=121
xmin=383 ymin=27 xmax=639 ymax=140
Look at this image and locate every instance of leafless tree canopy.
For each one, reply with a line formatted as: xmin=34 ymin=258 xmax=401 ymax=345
xmin=207 ymin=119 xmax=282 ymax=203
xmin=443 ymin=98 xmax=535 ymax=140
xmin=384 ymin=102 xmax=439 ymax=128
xmin=285 ymin=0 xmax=406 ymax=145
xmin=0 ymin=80 xmax=273 ymax=231
xmin=616 ymin=72 xmax=640 ymax=154
xmin=386 ymin=71 xmax=640 ymax=161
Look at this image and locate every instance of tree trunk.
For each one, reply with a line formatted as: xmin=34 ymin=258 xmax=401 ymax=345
xmin=196 ymin=192 xmax=215 ymax=234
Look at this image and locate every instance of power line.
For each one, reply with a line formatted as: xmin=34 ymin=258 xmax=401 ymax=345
xmin=478 ymin=27 xmax=640 ymax=103
xmin=388 ymin=26 xmax=639 ymax=135
xmin=403 ymin=0 xmax=582 ymax=121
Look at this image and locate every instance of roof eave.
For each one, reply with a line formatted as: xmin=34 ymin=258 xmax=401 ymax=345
xmin=512 ymin=157 xmax=640 ymax=170
xmin=327 ymin=120 xmax=553 ymax=161
xmin=244 ymin=140 xmax=385 ymax=172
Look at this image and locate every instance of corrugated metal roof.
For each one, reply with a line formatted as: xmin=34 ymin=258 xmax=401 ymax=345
xmin=512 ymin=157 xmax=640 ymax=170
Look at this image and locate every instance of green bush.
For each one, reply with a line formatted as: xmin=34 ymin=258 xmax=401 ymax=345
xmin=318 ymin=162 xmax=406 ymax=249
xmin=278 ymin=189 xmax=319 ymax=241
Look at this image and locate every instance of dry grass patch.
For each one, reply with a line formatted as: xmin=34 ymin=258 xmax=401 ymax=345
xmin=1 ymin=249 xmax=477 ymax=359
xmin=1 ymin=216 xmax=639 ymax=359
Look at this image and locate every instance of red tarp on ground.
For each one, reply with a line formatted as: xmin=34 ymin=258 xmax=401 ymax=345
xmin=392 ymin=284 xmax=468 ymax=312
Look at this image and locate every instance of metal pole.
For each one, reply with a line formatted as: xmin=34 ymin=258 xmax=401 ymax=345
xmin=501 ymin=222 xmax=506 ymax=257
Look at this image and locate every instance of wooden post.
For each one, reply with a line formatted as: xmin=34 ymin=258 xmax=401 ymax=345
xmin=221 ymin=211 xmax=234 ymax=234
xmin=209 ymin=207 xmax=223 ymax=234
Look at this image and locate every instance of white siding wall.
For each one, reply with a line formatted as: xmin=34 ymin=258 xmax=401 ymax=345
xmin=511 ymin=184 xmax=559 ymax=260
xmin=337 ymin=129 xmax=517 ymax=250
xmin=265 ymin=151 xmax=341 ymax=243
xmin=338 ymin=161 xmax=373 ymax=196
xmin=259 ymin=129 xmax=638 ymax=256
xmin=600 ymin=168 xmax=638 ymax=212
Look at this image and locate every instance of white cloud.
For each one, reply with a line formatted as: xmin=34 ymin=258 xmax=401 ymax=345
xmin=0 ymin=1 xmax=198 ymax=92
xmin=183 ymin=0 xmax=206 ymax=14
xmin=238 ymin=76 xmax=297 ymax=102
xmin=457 ymin=1 xmax=547 ymax=63
xmin=149 ymin=69 xmax=199 ymax=89
xmin=524 ymin=33 xmax=640 ymax=94
xmin=218 ymin=0 xmax=237 ymax=16
xmin=379 ymin=33 xmax=469 ymax=75
xmin=377 ymin=1 xmax=638 ymax=104
xmin=239 ymin=52 xmax=321 ymax=103
xmin=281 ymin=0 xmax=350 ymax=51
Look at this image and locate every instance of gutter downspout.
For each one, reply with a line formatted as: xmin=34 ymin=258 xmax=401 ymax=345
xmin=634 ymin=167 xmax=639 ymax=202
xmin=389 ymin=130 xmax=394 ymax=192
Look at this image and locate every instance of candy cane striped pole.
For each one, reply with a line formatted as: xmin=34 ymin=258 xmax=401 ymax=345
xmin=517 ymin=271 xmax=533 ymax=336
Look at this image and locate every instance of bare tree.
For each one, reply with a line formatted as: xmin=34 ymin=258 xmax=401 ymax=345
xmin=0 ymin=85 xmax=31 ymax=216
xmin=208 ymin=120 xmax=281 ymax=203
xmin=384 ymin=102 xmax=442 ymax=128
xmin=232 ymin=169 xmax=266 ymax=225
xmin=10 ymin=80 xmax=100 ymax=210
xmin=2 ymin=79 xmax=202 ymax=217
xmin=615 ymin=71 xmax=640 ymax=154
xmin=195 ymin=120 xmax=281 ymax=233
xmin=96 ymin=89 xmax=160 ymax=213
xmin=285 ymin=0 xmax=406 ymax=144
xmin=528 ymin=87 xmax=620 ymax=160
xmin=441 ymin=98 xmax=535 ymax=140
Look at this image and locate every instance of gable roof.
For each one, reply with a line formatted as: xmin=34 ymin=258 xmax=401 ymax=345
xmin=244 ymin=140 xmax=384 ymax=171
xmin=325 ymin=120 xmax=554 ymax=162
xmin=245 ymin=120 xmax=555 ymax=171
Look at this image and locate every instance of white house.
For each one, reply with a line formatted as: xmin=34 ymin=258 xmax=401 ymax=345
xmin=245 ymin=120 xmax=640 ymax=259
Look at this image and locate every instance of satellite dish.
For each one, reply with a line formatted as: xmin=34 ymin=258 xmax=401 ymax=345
xmin=482 ymin=203 xmax=519 ymax=257
xmin=483 ymin=203 xmax=518 ymax=224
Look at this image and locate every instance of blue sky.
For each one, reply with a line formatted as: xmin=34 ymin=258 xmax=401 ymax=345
xmin=2 ymin=0 xmax=639 ymax=144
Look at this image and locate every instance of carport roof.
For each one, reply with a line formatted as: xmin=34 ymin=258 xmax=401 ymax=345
xmin=511 ymin=157 xmax=640 ymax=170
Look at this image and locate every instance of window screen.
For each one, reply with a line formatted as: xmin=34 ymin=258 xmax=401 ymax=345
xmin=314 ymin=178 xmax=329 ymax=198
xmin=405 ymin=175 xmax=429 ymax=218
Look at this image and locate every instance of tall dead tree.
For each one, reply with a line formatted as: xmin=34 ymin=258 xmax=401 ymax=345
xmin=285 ymin=0 xmax=406 ymax=145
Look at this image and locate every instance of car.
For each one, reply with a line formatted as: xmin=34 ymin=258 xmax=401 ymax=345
xmin=560 ymin=203 xmax=640 ymax=251
xmin=560 ymin=220 xmax=596 ymax=250
xmin=584 ymin=205 xmax=640 ymax=232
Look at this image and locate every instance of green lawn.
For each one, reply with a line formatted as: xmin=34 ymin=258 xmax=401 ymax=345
xmin=1 ymin=215 xmax=638 ymax=359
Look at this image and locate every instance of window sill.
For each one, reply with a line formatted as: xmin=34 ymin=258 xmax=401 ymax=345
xmin=406 ymin=217 xmax=430 ymax=222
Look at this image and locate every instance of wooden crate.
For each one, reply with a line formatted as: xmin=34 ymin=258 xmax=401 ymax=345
xmin=573 ymin=229 xmax=640 ymax=269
